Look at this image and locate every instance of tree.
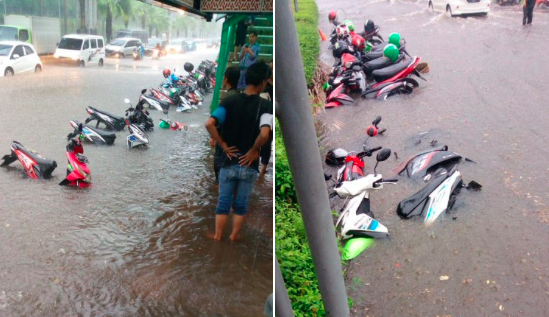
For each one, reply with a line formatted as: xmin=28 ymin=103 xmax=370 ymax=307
xmin=117 ymin=0 xmax=133 ymax=28
xmin=98 ymin=0 xmax=122 ymax=41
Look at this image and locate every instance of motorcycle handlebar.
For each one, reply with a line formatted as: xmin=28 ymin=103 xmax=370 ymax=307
xmin=373 ymin=178 xmax=399 ymax=188
xmin=358 ymin=146 xmax=382 ymax=158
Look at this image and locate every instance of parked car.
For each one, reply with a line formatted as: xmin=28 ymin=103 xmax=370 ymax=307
xmin=53 ymin=34 xmax=105 ymax=67
xmin=0 ymin=41 xmax=43 ymax=76
xmin=428 ymin=0 xmax=490 ymax=16
xmin=182 ymin=40 xmax=196 ymax=52
xmin=105 ymin=37 xmax=141 ymax=58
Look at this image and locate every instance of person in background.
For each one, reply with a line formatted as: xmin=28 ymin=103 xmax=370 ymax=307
xmin=205 ymin=62 xmax=273 ymax=241
xmin=237 ymin=31 xmax=260 ymax=90
xmin=210 ymin=66 xmax=241 ymax=183
xmin=259 ymin=60 xmax=273 ymax=178
xmin=523 ymin=0 xmax=536 ymax=25
xmin=232 ymin=16 xmax=255 ymax=61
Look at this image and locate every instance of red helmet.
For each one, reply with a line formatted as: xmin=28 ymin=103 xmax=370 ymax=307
xmin=328 ymin=10 xmax=337 ymax=23
xmin=351 ymin=34 xmax=366 ymax=51
xmin=162 ymin=68 xmax=171 ymax=78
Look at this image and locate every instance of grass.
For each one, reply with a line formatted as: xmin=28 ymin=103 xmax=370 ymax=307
xmin=293 ymin=0 xmax=320 ymax=86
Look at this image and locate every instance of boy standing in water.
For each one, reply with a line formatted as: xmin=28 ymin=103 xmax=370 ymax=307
xmin=205 ymin=62 xmax=273 ymax=241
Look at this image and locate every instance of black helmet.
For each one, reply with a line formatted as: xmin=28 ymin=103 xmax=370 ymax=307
xmin=184 ymin=62 xmax=194 ymax=72
xmin=325 ymin=148 xmax=349 ymax=167
xmin=364 ymin=20 xmax=375 ymax=34
xmin=332 ymin=40 xmax=352 ymax=58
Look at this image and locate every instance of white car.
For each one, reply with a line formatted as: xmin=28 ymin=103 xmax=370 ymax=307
xmin=105 ymin=37 xmax=141 ymax=58
xmin=429 ymin=0 xmax=490 ymax=16
xmin=0 ymin=41 xmax=43 ymax=77
xmin=54 ymin=34 xmax=105 ymax=67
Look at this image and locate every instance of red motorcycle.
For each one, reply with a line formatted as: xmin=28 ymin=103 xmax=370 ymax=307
xmin=59 ymin=125 xmax=91 ymax=188
xmin=1 ymin=141 xmax=57 ymax=179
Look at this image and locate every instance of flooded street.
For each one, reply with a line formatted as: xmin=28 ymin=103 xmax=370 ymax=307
xmin=316 ymin=1 xmax=549 ymax=316
xmin=0 ymin=49 xmax=272 ymax=316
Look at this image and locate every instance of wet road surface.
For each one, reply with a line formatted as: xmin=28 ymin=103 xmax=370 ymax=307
xmin=0 ymin=49 xmax=272 ymax=316
xmin=316 ymin=1 xmax=549 ymax=316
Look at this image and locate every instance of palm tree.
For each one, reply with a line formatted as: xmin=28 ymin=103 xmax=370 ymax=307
xmin=117 ymin=0 xmax=133 ymax=28
xmin=98 ymin=0 xmax=121 ymax=41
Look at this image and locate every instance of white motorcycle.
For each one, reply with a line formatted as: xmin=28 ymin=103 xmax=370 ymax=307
xmin=331 ymin=149 xmax=398 ymax=260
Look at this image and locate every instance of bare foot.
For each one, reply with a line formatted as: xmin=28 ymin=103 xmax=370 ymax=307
xmin=229 ymin=233 xmax=240 ymax=241
xmin=206 ymin=232 xmax=222 ymax=241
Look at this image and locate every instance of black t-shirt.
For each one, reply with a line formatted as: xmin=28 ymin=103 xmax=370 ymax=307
xmin=212 ymin=93 xmax=273 ymax=171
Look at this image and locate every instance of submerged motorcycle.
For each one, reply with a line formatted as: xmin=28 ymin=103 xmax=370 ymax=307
xmin=85 ymin=106 xmax=126 ymax=131
xmin=123 ymin=98 xmax=151 ymax=149
xmin=69 ymin=120 xmax=116 ymax=145
xmin=60 ymin=124 xmax=91 ymax=187
xmin=1 ymin=141 xmax=57 ymax=179
xmin=332 ymin=149 xmax=397 ymax=260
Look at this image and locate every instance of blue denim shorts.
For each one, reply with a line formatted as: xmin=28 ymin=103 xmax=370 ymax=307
xmin=215 ymin=165 xmax=258 ymax=216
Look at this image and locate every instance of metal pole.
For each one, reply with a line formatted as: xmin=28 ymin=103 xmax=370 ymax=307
xmin=275 ymin=0 xmax=350 ymax=316
xmin=275 ymin=257 xmax=295 ymax=317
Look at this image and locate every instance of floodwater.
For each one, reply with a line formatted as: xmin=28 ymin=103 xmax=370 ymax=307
xmin=316 ymin=1 xmax=549 ymax=316
xmin=0 ymin=50 xmax=272 ymax=316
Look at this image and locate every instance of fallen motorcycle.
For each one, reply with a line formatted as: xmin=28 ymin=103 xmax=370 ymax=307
xmin=1 ymin=141 xmax=57 ymax=179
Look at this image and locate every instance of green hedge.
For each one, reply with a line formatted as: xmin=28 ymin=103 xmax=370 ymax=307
xmin=293 ymin=0 xmax=320 ymax=86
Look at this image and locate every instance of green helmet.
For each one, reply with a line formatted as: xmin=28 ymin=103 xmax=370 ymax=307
xmin=323 ymin=82 xmax=332 ymax=91
xmin=169 ymin=88 xmax=179 ymax=98
xmin=159 ymin=119 xmax=170 ymax=129
xmin=343 ymin=19 xmax=355 ymax=32
xmin=383 ymin=44 xmax=399 ymax=63
xmin=388 ymin=33 xmax=402 ymax=49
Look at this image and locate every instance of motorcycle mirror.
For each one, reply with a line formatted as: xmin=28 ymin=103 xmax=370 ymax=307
xmin=124 ymin=98 xmax=130 ymax=104
xmin=324 ymin=173 xmax=332 ymax=181
xmin=372 ymin=115 xmax=382 ymax=126
xmin=376 ymin=149 xmax=391 ymax=162
xmin=77 ymin=123 xmax=83 ymax=132
xmin=141 ymin=89 xmax=147 ymax=94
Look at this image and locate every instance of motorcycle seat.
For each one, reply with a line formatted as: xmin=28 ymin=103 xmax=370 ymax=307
xmin=363 ymin=54 xmax=405 ymax=77
xmin=12 ymin=141 xmax=56 ymax=167
xmin=372 ymin=57 xmax=411 ymax=82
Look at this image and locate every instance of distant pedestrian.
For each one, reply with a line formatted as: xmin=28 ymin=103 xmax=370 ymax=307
xmin=523 ymin=0 xmax=536 ymax=25
xmin=211 ymin=66 xmax=241 ymax=183
xmin=238 ymin=31 xmax=260 ymax=90
xmin=232 ymin=16 xmax=255 ymax=61
xmin=205 ymin=62 xmax=273 ymax=241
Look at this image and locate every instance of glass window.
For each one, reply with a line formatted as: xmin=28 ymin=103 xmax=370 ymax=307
xmin=83 ymin=40 xmax=90 ymax=50
xmin=19 ymin=30 xmax=29 ymax=42
xmin=0 ymin=44 xmax=14 ymax=56
xmin=110 ymin=39 xmax=125 ymax=46
xmin=98 ymin=39 xmax=104 ymax=48
xmin=24 ymin=45 xmax=35 ymax=55
xmin=58 ymin=38 xmax=83 ymax=50
xmin=90 ymin=39 xmax=97 ymax=49
xmin=12 ymin=45 xmax=25 ymax=58
xmin=0 ymin=26 xmax=18 ymax=41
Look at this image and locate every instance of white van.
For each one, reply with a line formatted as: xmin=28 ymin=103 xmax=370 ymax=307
xmin=53 ymin=34 xmax=105 ymax=67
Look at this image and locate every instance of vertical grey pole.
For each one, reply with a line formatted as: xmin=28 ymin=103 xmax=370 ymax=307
xmin=275 ymin=257 xmax=295 ymax=317
xmin=275 ymin=0 xmax=350 ymax=316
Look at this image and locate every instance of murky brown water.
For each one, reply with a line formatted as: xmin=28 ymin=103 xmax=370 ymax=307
xmin=0 ymin=52 xmax=272 ymax=316
xmin=316 ymin=1 xmax=549 ymax=315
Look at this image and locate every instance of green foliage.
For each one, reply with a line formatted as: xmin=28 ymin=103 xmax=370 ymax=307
xmin=293 ymin=0 xmax=320 ymax=86
xmin=275 ymin=120 xmax=297 ymax=203
xmin=275 ymin=201 xmax=326 ymax=317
